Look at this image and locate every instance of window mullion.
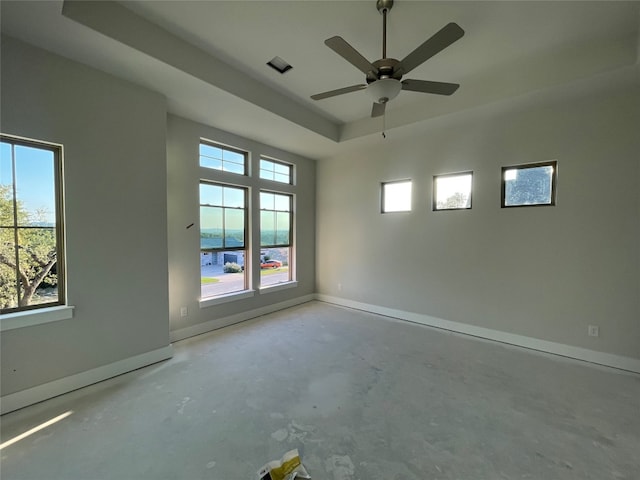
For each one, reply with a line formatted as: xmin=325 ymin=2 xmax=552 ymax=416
xmin=10 ymin=144 xmax=22 ymax=304
xmin=221 ymin=205 xmax=227 ymax=249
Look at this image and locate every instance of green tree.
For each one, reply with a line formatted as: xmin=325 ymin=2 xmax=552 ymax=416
xmin=439 ymin=192 xmax=469 ymax=210
xmin=0 ymin=184 xmax=57 ymax=309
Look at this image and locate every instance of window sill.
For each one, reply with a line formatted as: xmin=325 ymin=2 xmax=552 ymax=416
xmin=199 ymin=290 xmax=256 ymax=308
xmin=259 ymin=281 xmax=298 ymax=294
xmin=0 ymin=305 xmax=75 ymax=331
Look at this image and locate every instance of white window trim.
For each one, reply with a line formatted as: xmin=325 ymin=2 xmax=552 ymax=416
xmin=259 ymin=280 xmax=298 ymax=294
xmin=199 ymin=289 xmax=255 ymax=308
xmin=1 ymin=305 xmax=74 ymax=331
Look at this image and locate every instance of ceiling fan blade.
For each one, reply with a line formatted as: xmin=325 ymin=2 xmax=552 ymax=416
xmin=325 ymin=36 xmax=379 ymax=75
xmin=401 ymin=79 xmax=460 ymax=96
xmin=311 ymin=84 xmax=367 ymax=100
xmin=371 ymin=102 xmax=386 ymax=118
xmin=397 ymin=23 xmax=464 ymax=76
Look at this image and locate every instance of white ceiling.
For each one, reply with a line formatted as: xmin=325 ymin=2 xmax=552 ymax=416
xmin=1 ymin=1 xmax=639 ymax=160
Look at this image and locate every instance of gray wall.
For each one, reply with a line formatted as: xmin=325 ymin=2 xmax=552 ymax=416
xmin=166 ymin=115 xmax=316 ymax=335
xmin=317 ymin=71 xmax=640 ymax=359
xmin=1 ymin=27 xmax=636 ymax=401
xmin=0 ymin=35 xmax=316 ymax=399
xmin=1 ymin=36 xmax=170 ymax=395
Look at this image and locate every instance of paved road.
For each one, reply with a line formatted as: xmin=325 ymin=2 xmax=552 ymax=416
xmin=201 ymin=265 xmax=289 ymax=296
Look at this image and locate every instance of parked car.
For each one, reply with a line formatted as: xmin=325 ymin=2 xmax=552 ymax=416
xmin=260 ymin=260 xmax=282 ymax=269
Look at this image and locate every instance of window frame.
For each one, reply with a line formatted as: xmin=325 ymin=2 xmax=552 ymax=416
xmin=259 ymin=190 xmax=293 ymax=248
xmin=0 ymin=134 xmax=66 ymax=314
xmin=199 ymin=140 xmax=248 ymax=176
xmin=259 ymin=190 xmax=294 ymax=288
xmin=259 ymin=157 xmax=293 ymax=185
xmin=199 ymin=181 xmax=249 ymax=297
xmin=381 ymin=179 xmax=412 ymax=214
xmin=501 ymin=160 xmax=558 ymax=208
xmin=432 ymin=171 xmax=473 ymax=211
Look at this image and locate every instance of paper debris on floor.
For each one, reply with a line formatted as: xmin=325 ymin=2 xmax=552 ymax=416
xmin=257 ymin=449 xmax=311 ymax=480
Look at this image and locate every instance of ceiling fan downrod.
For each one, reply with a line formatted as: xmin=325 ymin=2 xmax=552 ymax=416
xmin=377 ymin=0 xmax=394 ymax=60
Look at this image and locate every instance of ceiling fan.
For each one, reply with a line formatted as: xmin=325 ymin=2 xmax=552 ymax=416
xmin=310 ymin=0 xmax=464 ymax=118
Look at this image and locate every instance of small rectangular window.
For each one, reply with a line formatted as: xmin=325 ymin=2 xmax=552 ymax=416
xmin=200 ymin=182 xmax=248 ymax=298
xmin=200 ymin=141 xmax=247 ymax=175
xmin=381 ymin=180 xmax=412 ymax=213
xmin=259 ymin=158 xmax=292 ymax=184
xmin=260 ymin=191 xmax=292 ymax=287
xmin=1 ymin=135 xmax=65 ymax=313
xmin=502 ymin=161 xmax=557 ymax=207
xmin=433 ymin=172 xmax=472 ymax=210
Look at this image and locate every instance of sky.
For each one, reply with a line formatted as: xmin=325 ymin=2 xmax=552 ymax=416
xmin=383 ymin=181 xmax=412 ymax=212
xmin=1 ymin=141 xmax=57 ymax=225
xmin=435 ymin=173 xmax=472 ymax=202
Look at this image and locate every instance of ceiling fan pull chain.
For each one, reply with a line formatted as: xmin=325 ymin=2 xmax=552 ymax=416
xmin=382 ymin=110 xmax=387 ymax=139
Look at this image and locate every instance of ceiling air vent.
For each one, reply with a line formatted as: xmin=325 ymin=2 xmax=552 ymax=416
xmin=267 ymin=56 xmax=292 ymax=74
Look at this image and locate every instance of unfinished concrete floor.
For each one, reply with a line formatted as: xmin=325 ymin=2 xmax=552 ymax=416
xmin=1 ymin=301 xmax=639 ymax=479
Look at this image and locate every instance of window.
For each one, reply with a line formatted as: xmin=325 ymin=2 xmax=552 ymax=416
xmin=0 ymin=135 xmax=65 ymax=313
xmin=502 ymin=161 xmax=557 ymax=207
xmin=197 ymin=139 xmax=301 ymax=301
xmin=200 ymin=141 xmax=247 ymax=175
xmin=260 ymin=191 xmax=292 ymax=287
xmin=381 ymin=180 xmax=412 ymax=213
xmin=199 ymin=182 xmax=248 ymax=298
xmin=259 ymin=158 xmax=292 ymax=184
xmin=433 ymin=172 xmax=472 ymax=210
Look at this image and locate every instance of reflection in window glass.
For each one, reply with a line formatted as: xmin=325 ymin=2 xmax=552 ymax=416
xmin=382 ymin=180 xmax=412 ymax=213
xmin=434 ymin=172 xmax=472 ymax=210
xmin=502 ymin=161 xmax=557 ymax=207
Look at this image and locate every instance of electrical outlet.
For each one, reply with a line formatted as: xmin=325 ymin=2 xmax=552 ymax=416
xmin=588 ymin=325 xmax=599 ymax=337
xmin=180 ymin=306 xmax=188 ymax=317
xmin=338 ymin=283 xmax=342 ymax=292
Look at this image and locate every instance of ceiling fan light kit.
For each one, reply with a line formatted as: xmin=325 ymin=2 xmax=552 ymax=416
xmin=367 ymin=78 xmax=402 ymax=104
xmin=311 ymin=0 xmax=464 ymax=123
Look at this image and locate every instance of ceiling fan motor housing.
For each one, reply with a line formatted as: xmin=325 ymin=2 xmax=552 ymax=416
xmin=367 ymin=58 xmax=402 ymax=83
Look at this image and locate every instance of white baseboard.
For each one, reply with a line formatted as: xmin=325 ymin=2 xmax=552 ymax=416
xmin=316 ymin=294 xmax=640 ymax=374
xmin=1 ymin=345 xmax=174 ymax=415
xmin=4 ymin=294 xmax=636 ymax=415
xmin=170 ymin=294 xmax=316 ymax=343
